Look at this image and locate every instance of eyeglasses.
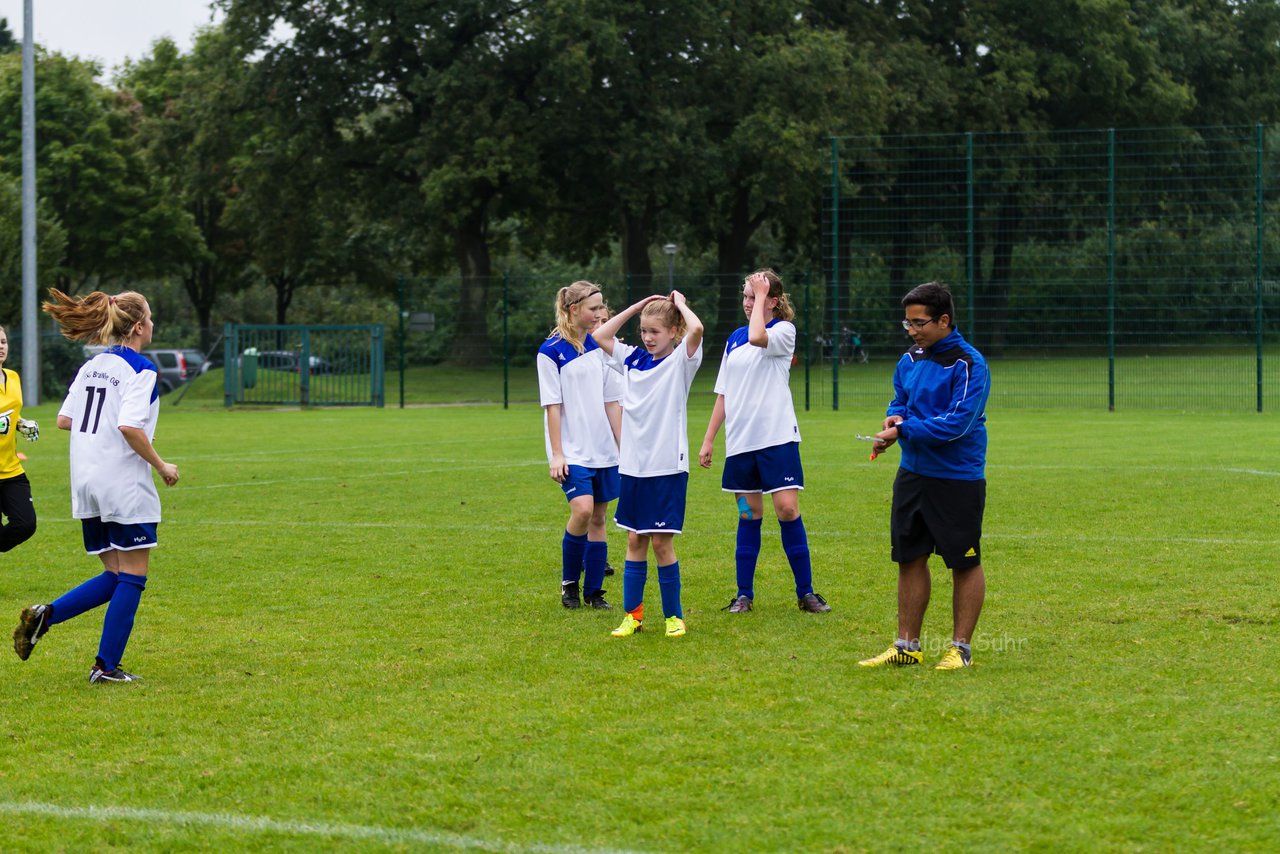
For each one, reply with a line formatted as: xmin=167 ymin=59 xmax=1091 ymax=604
xmin=902 ymin=317 xmax=938 ymax=331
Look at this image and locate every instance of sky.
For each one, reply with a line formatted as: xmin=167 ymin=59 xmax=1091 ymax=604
xmin=0 ymin=1 xmax=223 ymax=76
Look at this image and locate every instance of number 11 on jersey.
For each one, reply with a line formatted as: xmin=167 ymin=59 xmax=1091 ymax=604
xmin=80 ymin=385 xmax=108 ymax=433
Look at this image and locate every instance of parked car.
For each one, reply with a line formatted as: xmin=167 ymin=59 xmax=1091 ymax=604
xmin=143 ymin=348 xmax=206 ymax=394
xmin=182 ymin=348 xmax=211 ymax=376
xmin=253 ymin=350 xmax=334 ymax=374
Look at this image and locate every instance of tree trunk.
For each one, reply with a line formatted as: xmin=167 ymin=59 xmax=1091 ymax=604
xmin=183 ymin=198 xmax=226 ymax=355
xmin=183 ymin=261 xmax=218 ymax=355
xmin=888 ymin=179 xmax=910 ymax=303
xmin=619 ymin=206 xmax=655 ymax=339
xmin=451 ymin=207 xmax=493 ymax=367
xmin=620 ymin=206 xmax=655 ymax=280
xmin=272 ymin=271 xmax=296 ymax=326
xmin=714 ymin=186 xmax=762 ymax=353
xmin=981 ymin=194 xmax=1018 ymax=355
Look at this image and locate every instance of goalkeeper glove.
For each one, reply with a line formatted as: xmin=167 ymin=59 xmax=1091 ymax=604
xmin=16 ymin=419 xmax=39 ymax=442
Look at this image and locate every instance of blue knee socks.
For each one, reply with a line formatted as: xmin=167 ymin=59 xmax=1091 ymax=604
xmin=49 ymin=571 xmax=119 ymax=626
xmin=561 ymin=531 xmax=588 ymax=586
xmin=780 ymin=516 xmax=813 ymax=598
xmin=622 ymin=560 xmax=647 ymax=614
xmin=735 ymin=518 xmax=763 ymax=599
xmin=657 ymin=562 xmax=682 ymax=619
xmin=583 ymin=540 xmax=607 ymax=595
xmin=97 ymin=572 xmax=146 ymax=672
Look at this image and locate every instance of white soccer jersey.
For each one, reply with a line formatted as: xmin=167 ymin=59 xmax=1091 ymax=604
xmin=714 ymin=319 xmax=801 ymax=456
xmin=607 ymin=340 xmax=703 ymax=477
xmin=537 ymin=334 xmax=622 ymax=468
xmin=58 ymin=347 xmax=162 ymax=524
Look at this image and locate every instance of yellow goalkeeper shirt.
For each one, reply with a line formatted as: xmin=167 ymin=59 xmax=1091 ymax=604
xmin=0 ymin=368 xmax=26 ymax=480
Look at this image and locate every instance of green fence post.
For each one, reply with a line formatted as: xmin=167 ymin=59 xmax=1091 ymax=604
xmin=372 ymin=324 xmax=385 ymax=407
xmin=830 ymin=136 xmax=840 ymax=412
xmin=223 ymin=322 xmax=235 ymax=408
xmin=1257 ymin=123 xmax=1265 ymax=413
xmin=397 ymin=274 xmax=406 ymax=409
xmin=966 ymin=132 xmax=976 ymax=338
xmin=503 ymin=271 xmax=510 ymax=411
xmin=803 ymin=271 xmax=811 ymax=412
xmin=299 ymin=326 xmax=311 ymax=407
xmin=1107 ymin=128 xmax=1116 ymax=412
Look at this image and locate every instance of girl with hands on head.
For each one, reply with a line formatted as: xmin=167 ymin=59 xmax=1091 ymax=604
xmin=592 ymin=292 xmax=704 ymax=639
xmin=699 ymin=269 xmax=831 ymax=615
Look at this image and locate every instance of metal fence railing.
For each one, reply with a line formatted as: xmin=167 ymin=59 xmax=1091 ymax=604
xmin=823 ymin=125 xmax=1280 ymax=411
xmin=223 ymin=324 xmax=385 ymax=407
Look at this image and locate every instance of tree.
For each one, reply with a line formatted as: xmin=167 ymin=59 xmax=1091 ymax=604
xmin=221 ymin=0 xmax=570 ymax=366
xmin=223 ymin=116 xmax=352 ymax=324
xmin=522 ymin=0 xmax=717 ymax=289
xmin=0 ymin=172 xmax=66 ymax=320
xmin=1135 ymin=0 xmax=1280 ymax=126
xmin=118 ymin=32 xmax=255 ymax=352
xmin=0 ymin=18 xmax=16 ymax=54
xmin=687 ymin=2 xmax=888 ymax=342
xmin=0 ymin=51 xmax=202 ymax=294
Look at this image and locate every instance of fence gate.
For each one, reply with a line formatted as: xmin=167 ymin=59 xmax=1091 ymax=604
xmin=223 ymin=324 xmax=385 ymax=407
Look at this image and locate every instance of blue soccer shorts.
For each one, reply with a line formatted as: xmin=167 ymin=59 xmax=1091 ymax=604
xmin=81 ymin=518 xmax=159 ymax=555
xmin=614 ymin=472 xmax=689 ymax=535
xmin=561 ymin=465 xmax=621 ymax=504
xmin=721 ymin=442 xmax=805 ymax=494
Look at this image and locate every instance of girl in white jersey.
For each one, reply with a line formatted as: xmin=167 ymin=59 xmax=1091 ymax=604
xmin=699 ymin=270 xmax=831 ymax=614
xmin=12 ymin=289 xmax=179 ymax=683
xmin=537 ymin=281 xmax=622 ymax=610
xmin=592 ymin=292 xmax=703 ymax=638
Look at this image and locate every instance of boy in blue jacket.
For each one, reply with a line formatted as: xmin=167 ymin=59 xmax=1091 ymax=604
xmin=860 ymin=282 xmax=990 ymax=671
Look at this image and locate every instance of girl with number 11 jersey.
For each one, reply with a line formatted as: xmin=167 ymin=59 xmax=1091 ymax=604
xmin=12 ymin=289 xmax=179 ymax=684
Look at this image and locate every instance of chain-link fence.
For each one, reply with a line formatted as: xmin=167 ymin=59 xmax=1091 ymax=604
xmin=392 ymin=272 xmax=854 ymax=411
xmin=824 ymin=125 xmax=1280 ymax=411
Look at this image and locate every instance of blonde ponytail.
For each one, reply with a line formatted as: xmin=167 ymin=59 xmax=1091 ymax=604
xmin=43 ymin=289 xmax=149 ymax=345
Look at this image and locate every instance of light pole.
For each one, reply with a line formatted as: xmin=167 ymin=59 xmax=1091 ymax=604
xmin=21 ymin=0 xmax=39 ymax=404
xmin=662 ymin=243 xmax=678 ymax=290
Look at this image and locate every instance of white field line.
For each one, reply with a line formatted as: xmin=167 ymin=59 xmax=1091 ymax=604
xmin=29 ymin=516 xmax=1280 ymax=546
xmin=987 ymin=463 xmax=1280 ymax=476
xmin=173 ymin=434 xmax=535 ymax=462
xmin=28 ymin=461 xmax=546 ymax=499
xmin=0 ymin=801 xmax=643 ymax=854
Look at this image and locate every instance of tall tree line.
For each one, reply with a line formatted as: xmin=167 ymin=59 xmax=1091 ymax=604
xmin=0 ymin=3 xmax=1277 ymax=364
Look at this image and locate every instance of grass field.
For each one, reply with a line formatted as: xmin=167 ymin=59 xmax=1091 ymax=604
xmin=2 ymin=392 xmax=1279 ymax=851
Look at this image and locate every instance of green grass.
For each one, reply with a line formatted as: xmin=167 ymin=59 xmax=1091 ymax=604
xmin=2 ymin=399 xmax=1278 ymax=851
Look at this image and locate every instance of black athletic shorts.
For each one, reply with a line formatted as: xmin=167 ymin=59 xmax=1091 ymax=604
xmin=890 ymin=469 xmax=985 ymax=570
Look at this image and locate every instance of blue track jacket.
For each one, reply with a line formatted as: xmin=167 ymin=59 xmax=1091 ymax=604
xmin=887 ymin=328 xmax=989 ymax=480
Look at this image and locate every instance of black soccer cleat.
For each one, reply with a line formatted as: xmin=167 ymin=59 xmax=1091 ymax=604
xmin=797 ymin=592 xmax=832 ymax=613
xmin=13 ymin=604 xmax=51 ymax=661
xmin=583 ymin=590 xmax=613 ymax=610
xmin=561 ymin=580 xmax=581 ymax=609
xmin=89 ymin=658 xmax=143 ymax=684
